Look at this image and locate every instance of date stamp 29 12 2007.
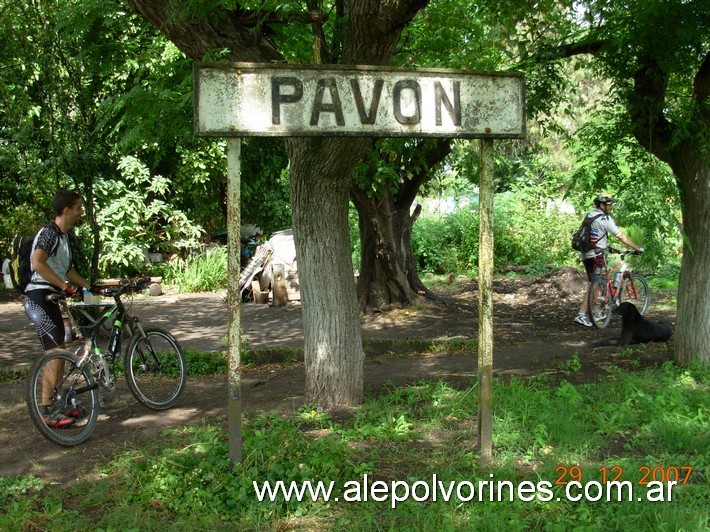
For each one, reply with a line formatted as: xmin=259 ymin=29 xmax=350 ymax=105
xmin=555 ymin=465 xmax=694 ymax=486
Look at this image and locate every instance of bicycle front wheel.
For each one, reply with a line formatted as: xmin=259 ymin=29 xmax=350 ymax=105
xmin=125 ymin=327 xmax=186 ymax=410
xmin=619 ymin=273 xmax=650 ymax=315
xmin=27 ymin=349 xmax=99 ymax=447
xmin=588 ymin=277 xmax=613 ymax=329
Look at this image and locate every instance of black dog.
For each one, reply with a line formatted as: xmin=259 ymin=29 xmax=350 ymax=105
xmin=595 ymin=302 xmax=673 ymax=347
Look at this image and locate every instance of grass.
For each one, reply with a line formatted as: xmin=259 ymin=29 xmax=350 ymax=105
xmin=1 ymin=361 xmax=707 ymax=530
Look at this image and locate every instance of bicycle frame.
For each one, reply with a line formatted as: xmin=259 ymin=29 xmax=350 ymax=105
xmin=597 ymin=251 xmax=640 ymax=303
xmin=60 ymin=283 xmax=149 ymax=390
xmin=587 ymin=247 xmax=650 ymax=329
xmin=28 ymin=278 xmax=187 ymax=446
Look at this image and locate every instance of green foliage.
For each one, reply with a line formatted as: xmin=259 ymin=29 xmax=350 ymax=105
xmin=349 ymin=203 xmax=361 ymax=269
xmin=556 ymin=353 xmax=583 ymax=375
xmin=0 ymin=475 xmax=46 ymax=507
xmin=411 ymin=190 xmax=580 ymax=274
xmin=400 ymin=0 xmax=518 ymax=71
xmin=2 ymin=362 xmax=706 ymax=529
xmin=162 ymin=246 xmax=228 ymax=293
xmin=94 ymin=156 xmax=203 ymax=277
xmin=410 ymin=214 xmax=465 ymax=273
xmin=0 ymin=369 xmax=27 ymax=384
xmin=240 ymin=138 xmax=292 ymax=235
xmin=565 ymin=105 xmax=683 ymax=270
xmin=114 ymin=417 xmax=370 ymax=522
xmin=0 ymin=0 xmax=178 ymax=276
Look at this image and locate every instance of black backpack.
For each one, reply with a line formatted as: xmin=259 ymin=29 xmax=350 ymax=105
xmin=8 ymin=223 xmax=61 ymax=293
xmin=571 ymin=213 xmax=604 ymax=252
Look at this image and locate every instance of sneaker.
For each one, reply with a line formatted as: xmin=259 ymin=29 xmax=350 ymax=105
xmin=574 ymin=313 xmax=593 ymax=327
xmin=41 ymin=407 xmax=76 ymax=428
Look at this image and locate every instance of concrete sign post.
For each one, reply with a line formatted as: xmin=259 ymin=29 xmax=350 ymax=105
xmin=194 ymin=62 xmax=525 ymax=463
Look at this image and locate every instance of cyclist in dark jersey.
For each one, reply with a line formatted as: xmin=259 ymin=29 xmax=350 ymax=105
xmin=24 ymin=189 xmax=91 ymax=427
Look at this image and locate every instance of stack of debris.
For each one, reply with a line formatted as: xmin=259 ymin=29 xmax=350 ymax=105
xmin=230 ymin=229 xmax=300 ymax=306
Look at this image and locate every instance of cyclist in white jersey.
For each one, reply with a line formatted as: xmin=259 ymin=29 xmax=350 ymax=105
xmin=23 ymin=189 xmax=91 ymax=427
xmin=574 ymin=194 xmax=643 ymax=327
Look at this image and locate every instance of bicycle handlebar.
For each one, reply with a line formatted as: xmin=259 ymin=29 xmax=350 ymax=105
xmin=102 ymin=277 xmax=152 ymax=297
xmin=45 ymin=291 xmax=81 ymax=303
xmin=46 ymin=277 xmax=151 ymax=302
xmin=604 ymin=247 xmax=643 ymax=256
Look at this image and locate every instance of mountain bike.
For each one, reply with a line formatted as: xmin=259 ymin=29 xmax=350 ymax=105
xmin=26 ymin=278 xmax=186 ymax=446
xmin=587 ymin=247 xmax=650 ymax=329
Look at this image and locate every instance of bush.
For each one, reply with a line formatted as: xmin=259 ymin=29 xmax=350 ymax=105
xmin=411 ymin=215 xmax=465 ymax=273
xmin=94 ymin=156 xmax=203 ymax=278
xmin=163 ymin=246 xmax=227 ymax=292
xmin=411 ymin=192 xmax=579 ymax=275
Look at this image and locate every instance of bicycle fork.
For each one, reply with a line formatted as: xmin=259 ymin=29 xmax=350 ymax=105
xmin=131 ymin=319 xmax=164 ymax=373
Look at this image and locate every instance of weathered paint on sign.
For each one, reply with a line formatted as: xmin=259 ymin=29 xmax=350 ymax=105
xmin=194 ymin=63 xmax=525 ymax=138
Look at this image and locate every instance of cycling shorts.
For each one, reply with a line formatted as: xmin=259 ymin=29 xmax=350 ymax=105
xmin=24 ymin=289 xmax=64 ymax=351
xmin=582 ymin=255 xmax=604 ymax=282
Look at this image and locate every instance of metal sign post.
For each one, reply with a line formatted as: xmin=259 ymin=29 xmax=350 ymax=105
xmin=226 ymin=138 xmax=243 ymax=463
xmin=478 ymin=139 xmax=495 ymax=462
xmin=194 ymin=63 xmax=524 ymax=464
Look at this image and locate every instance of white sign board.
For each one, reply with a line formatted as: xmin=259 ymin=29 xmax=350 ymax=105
xmin=194 ymin=63 xmax=525 ymax=138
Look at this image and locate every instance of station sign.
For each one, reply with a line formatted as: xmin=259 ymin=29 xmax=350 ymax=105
xmin=194 ymin=63 xmax=525 ymax=139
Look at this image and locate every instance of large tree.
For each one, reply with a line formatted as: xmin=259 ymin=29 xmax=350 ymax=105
xmin=352 ymin=138 xmax=452 ymax=311
xmin=522 ymin=0 xmax=709 ymax=364
xmin=350 ymin=0 xmax=514 ymax=311
xmin=127 ymin=0 xmax=429 ymax=406
xmin=355 ymin=0 xmax=710 ymax=364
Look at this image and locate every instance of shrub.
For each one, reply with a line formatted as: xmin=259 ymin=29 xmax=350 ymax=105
xmin=94 ymin=156 xmax=203 ymax=277
xmin=163 ymin=246 xmax=228 ymax=292
xmin=411 ymin=191 xmax=579 ymax=275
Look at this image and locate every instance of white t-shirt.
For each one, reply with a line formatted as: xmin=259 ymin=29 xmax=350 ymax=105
xmin=581 ymin=209 xmax=620 ymax=259
xmin=25 ymin=224 xmax=72 ymax=292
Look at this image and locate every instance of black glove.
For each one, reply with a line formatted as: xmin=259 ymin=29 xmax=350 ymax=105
xmin=88 ymin=284 xmax=102 ymax=295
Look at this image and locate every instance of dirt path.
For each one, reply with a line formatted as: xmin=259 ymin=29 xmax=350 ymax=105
xmin=0 ymin=269 xmax=676 ymax=483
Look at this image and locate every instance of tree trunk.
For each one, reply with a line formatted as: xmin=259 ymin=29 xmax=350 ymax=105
xmin=352 ymin=188 xmax=431 ymax=311
xmin=287 ymin=137 xmax=370 ymax=406
xmin=671 ymin=153 xmax=710 ymax=365
xmin=628 ymin=52 xmax=710 ymax=366
xmin=352 ymin=139 xmax=452 ymax=311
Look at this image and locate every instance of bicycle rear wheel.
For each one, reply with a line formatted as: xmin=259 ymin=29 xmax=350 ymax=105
xmin=619 ymin=273 xmax=650 ymax=315
xmin=27 ymin=349 xmax=99 ymax=446
xmin=588 ymin=277 xmax=613 ymax=329
xmin=125 ymin=327 xmax=186 ymax=410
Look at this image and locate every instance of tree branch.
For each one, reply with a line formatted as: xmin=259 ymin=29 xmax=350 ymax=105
xmin=531 ymin=31 xmax=606 ymax=62
xmin=628 ymin=55 xmax=674 ymax=164
xmin=125 ymin=0 xmax=282 ymax=62
xmin=341 ymin=0 xmax=429 ymax=65
xmin=306 ymin=1 xmax=331 ymax=63
xmin=694 ymin=51 xmax=710 ymax=123
xmin=396 ymin=139 xmax=452 ymax=207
